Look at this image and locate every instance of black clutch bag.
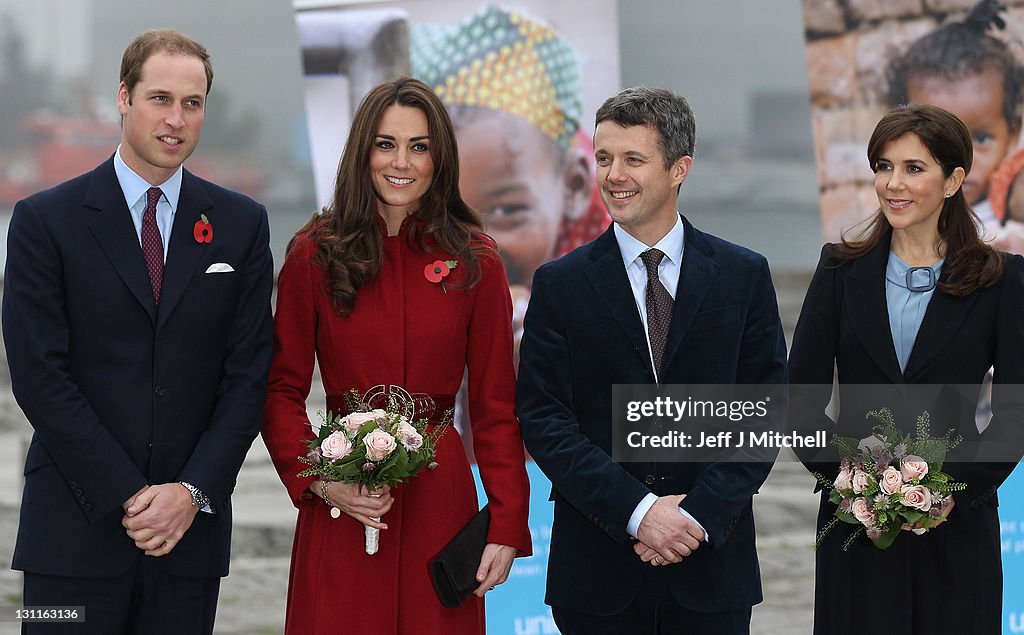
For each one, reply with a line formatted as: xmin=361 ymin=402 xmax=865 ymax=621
xmin=429 ymin=505 xmax=491 ymax=608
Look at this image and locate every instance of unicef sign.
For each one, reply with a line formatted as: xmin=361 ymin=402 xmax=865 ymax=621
xmin=1005 ymin=465 xmax=1024 ymax=634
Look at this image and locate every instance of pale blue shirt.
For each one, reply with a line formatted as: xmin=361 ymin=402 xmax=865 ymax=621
xmin=113 ymin=149 xmax=211 ymax=513
xmin=613 ymin=216 xmax=708 ymax=542
xmin=113 ymin=146 xmax=181 ymax=262
xmin=885 ymin=252 xmax=944 ymax=373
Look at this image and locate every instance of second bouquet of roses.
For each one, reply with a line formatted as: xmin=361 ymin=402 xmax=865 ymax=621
xmin=816 ymin=408 xmax=966 ymax=551
xmin=297 ymin=386 xmax=452 ymax=554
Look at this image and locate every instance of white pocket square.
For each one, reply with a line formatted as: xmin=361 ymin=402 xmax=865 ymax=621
xmin=205 ymin=263 xmax=235 ymax=274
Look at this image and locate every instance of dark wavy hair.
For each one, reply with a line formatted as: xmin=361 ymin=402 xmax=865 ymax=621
xmin=838 ymin=104 xmax=1003 ymax=296
xmin=887 ymin=0 xmax=1024 ymax=132
xmin=290 ymin=77 xmax=485 ymax=316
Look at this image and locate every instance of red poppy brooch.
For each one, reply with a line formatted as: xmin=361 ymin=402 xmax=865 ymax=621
xmin=424 ymin=259 xmax=458 ymax=293
xmin=193 ymin=213 xmax=213 ymax=244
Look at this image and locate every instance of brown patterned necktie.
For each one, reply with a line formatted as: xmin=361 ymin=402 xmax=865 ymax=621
xmin=141 ymin=187 xmax=164 ymax=305
xmin=640 ymin=248 xmax=672 ymax=377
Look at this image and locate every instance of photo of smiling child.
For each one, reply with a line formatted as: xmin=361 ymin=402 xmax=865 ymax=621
xmin=886 ymin=0 xmax=1024 ymax=253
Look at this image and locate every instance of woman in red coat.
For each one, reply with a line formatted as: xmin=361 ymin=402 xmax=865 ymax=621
xmin=261 ymin=77 xmax=532 ymax=634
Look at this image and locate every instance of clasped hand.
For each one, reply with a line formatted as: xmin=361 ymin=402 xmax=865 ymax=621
xmin=122 ymin=483 xmax=199 ymax=557
xmin=634 ymin=494 xmax=704 ymax=566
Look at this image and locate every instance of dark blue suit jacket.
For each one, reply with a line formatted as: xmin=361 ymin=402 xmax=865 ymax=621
xmin=516 ymin=217 xmax=787 ymax=615
xmin=3 ymin=158 xmax=273 ymax=578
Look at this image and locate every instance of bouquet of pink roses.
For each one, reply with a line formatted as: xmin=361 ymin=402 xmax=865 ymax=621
xmin=816 ymin=408 xmax=966 ymax=550
xmin=297 ymin=386 xmax=452 ymax=554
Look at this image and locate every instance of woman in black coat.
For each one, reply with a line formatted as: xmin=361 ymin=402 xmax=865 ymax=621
xmin=789 ymin=104 xmax=1024 ymax=635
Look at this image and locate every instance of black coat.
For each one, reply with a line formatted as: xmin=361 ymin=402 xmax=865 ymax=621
xmin=517 ymin=217 xmax=787 ymax=619
xmin=788 ymin=235 xmax=1024 ymax=635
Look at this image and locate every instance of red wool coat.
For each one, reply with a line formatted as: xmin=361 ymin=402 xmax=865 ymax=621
xmin=261 ymin=219 xmax=532 ymax=634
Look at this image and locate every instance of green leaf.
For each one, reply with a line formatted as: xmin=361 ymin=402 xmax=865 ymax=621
xmin=870 ymin=528 xmax=900 ymax=550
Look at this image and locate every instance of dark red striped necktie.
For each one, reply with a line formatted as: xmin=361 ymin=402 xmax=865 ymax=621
xmin=141 ymin=187 xmax=164 ymax=305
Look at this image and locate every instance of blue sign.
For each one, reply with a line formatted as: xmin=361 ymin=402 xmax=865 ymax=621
xmin=1003 ymin=462 xmax=1024 ymax=634
xmin=473 ymin=462 xmax=559 ymax=634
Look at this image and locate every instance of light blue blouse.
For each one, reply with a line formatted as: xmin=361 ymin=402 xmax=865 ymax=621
xmin=885 ymin=252 xmax=944 ymax=373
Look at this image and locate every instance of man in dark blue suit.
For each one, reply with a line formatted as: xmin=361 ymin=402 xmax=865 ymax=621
xmin=2 ymin=29 xmax=273 ymax=634
xmin=517 ymin=87 xmax=787 ymax=634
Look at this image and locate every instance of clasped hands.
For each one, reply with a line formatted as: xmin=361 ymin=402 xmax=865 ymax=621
xmin=121 ymin=483 xmax=200 ymax=557
xmin=633 ymin=494 xmax=704 ymax=567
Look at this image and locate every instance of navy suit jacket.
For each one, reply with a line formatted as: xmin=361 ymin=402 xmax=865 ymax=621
xmin=516 ymin=217 xmax=787 ymax=615
xmin=3 ymin=157 xmax=274 ymax=578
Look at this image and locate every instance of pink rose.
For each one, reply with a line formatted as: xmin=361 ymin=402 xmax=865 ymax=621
xmin=851 ymin=497 xmax=875 ymax=526
xmin=879 ymin=467 xmax=903 ymax=495
xmin=851 ymin=469 xmax=871 ymax=494
xmin=900 ymin=456 xmax=929 ymax=482
xmin=363 ymin=429 xmax=397 ymax=460
xmin=340 ymin=409 xmax=388 ymax=434
xmin=834 ymin=467 xmax=853 ymax=491
xmin=397 ymin=420 xmax=424 ymax=451
xmin=320 ymin=431 xmax=353 ymax=461
xmin=900 ymin=484 xmax=932 ymax=512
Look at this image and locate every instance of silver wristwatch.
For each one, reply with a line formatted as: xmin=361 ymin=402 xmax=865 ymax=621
xmin=179 ymin=481 xmax=210 ymax=509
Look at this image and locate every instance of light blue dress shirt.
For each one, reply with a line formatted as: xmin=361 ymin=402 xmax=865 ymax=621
xmin=614 ymin=217 xmax=684 ymax=384
xmin=613 ymin=217 xmax=708 ymax=542
xmin=113 ymin=146 xmax=182 ymax=262
xmin=885 ymin=251 xmax=944 ymax=373
xmin=112 ymin=148 xmax=212 ymax=513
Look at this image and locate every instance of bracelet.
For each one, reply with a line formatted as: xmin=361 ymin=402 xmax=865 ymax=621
xmin=321 ymin=481 xmax=342 ymax=519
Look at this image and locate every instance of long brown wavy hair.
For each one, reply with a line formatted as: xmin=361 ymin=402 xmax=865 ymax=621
xmin=838 ymin=104 xmax=1003 ymax=296
xmin=291 ymin=77 xmax=486 ymax=316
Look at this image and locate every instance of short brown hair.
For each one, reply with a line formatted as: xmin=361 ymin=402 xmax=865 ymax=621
xmin=120 ymin=29 xmax=213 ymax=97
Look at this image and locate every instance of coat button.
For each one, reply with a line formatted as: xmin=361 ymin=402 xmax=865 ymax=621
xmin=644 ymin=475 xmax=656 ymax=486
xmin=155 ymin=386 xmax=167 ymax=397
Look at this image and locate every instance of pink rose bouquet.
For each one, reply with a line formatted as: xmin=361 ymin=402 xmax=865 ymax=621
xmin=298 ymin=387 xmax=452 ymax=554
xmin=815 ymin=408 xmax=965 ymax=551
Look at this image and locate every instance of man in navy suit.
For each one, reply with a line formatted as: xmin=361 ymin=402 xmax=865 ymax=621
xmin=517 ymin=87 xmax=787 ymax=634
xmin=2 ymin=29 xmax=273 ymax=634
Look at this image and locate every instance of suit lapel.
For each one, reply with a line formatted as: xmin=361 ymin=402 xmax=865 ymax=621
xmin=85 ymin=158 xmax=157 ymax=323
xmin=845 ymin=237 xmax=904 ymax=384
xmin=902 ymin=278 xmax=978 ymax=382
xmin=584 ymin=228 xmax=653 ymax=371
xmin=661 ymin=218 xmax=719 ymax=372
xmin=157 ymin=170 xmax=212 ymax=330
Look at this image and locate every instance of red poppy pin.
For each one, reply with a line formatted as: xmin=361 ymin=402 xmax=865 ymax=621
xmin=424 ymin=259 xmax=458 ymax=293
xmin=193 ymin=214 xmax=213 ymax=244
